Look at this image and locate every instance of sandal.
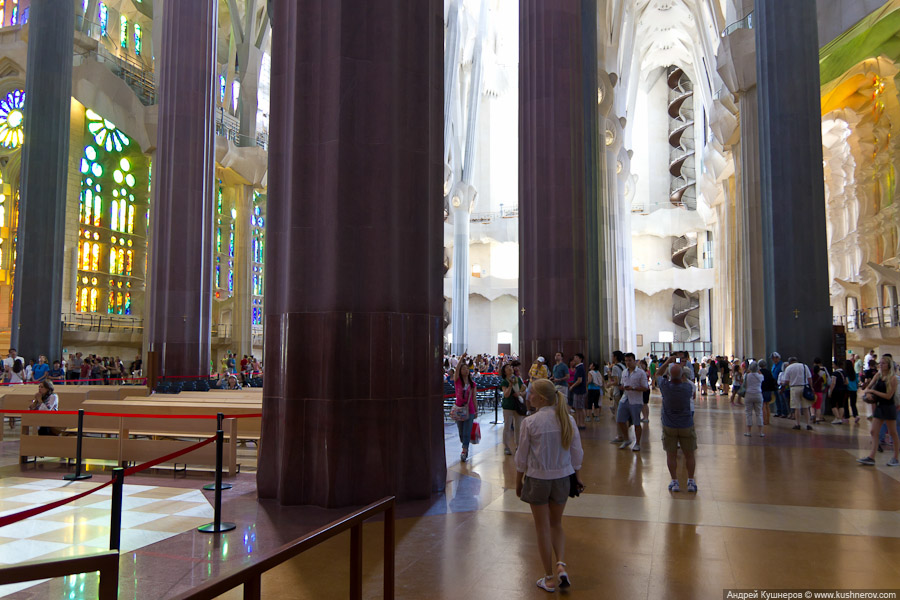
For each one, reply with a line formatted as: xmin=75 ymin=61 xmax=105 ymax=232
xmin=557 ymin=562 xmax=571 ymax=588
xmin=537 ymin=575 xmax=556 ymax=593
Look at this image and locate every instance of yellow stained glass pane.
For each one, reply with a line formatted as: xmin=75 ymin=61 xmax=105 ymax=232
xmin=111 ymin=200 xmax=119 ymax=231
xmin=89 ymin=288 xmax=98 ymax=313
xmin=91 ymin=243 xmax=99 ymax=271
xmin=109 ymin=248 xmax=117 ymax=273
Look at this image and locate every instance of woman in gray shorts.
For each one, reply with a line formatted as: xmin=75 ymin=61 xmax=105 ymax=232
xmin=515 ymin=379 xmax=584 ymax=593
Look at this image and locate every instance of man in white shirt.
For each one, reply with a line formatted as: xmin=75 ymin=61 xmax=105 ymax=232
xmin=608 ymin=351 xmax=626 ymax=423
xmin=614 ymin=353 xmax=649 ymax=451
xmin=783 ymin=357 xmax=815 ymax=430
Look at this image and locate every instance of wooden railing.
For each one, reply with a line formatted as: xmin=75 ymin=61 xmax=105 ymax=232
xmin=0 ymin=551 xmax=119 ymax=599
xmin=171 ymin=496 xmax=396 ymax=600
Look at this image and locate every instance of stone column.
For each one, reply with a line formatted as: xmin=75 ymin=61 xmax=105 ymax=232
xmin=145 ymin=0 xmax=217 ymax=377
xmin=232 ymin=185 xmax=253 ymax=358
xmin=736 ymin=88 xmax=766 ymax=357
xmin=519 ymin=0 xmax=591 ymax=363
xmin=258 ymin=0 xmax=445 ymax=507
xmin=756 ymin=0 xmax=832 ymax=361
xmin=10 ymin=0 xmax=75 ymax=361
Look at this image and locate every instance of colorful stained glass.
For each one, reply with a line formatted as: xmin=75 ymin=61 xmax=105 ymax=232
xmin=91 ymin=243 xmax=99 ymax=271
xmin=219 ymin=76 xmax=226 ymax=103
xmin=89 ymin=288 xmax=98 ymax=312
xmin=119 ymin=15 xmax=127 ymax=48
xmin=0 ymin=0 xmax=5 ymax=27
xmin=0 ymin=89 xmax=25 ymax=150
xmin=216 ymin=227 xmax=222 ymax=253
xmin=134 ymin=23 xmax=142 ymax=55
xmin=98 ymin=3 xmax=107 ymax=36
xmin=10 ymin=0 xmax=17 ymax=26
xmin=85 ymin=109 xmax=130 ymax=153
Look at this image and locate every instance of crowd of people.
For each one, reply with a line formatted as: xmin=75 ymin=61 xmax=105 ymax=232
xmin=446 ymin=346 xmax=900 ymax=592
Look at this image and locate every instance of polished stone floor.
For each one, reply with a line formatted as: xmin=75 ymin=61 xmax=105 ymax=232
xmin=3 ymin=392 xmax=900 ymax=599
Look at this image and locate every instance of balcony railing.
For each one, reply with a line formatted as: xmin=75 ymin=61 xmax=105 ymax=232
xmin=722 ymin=11 xmax=753 ymax=37
xmin=469 ymin=207 xmax=519 ymax=224
xmin=63 ymin=313 xmax=143 ymax=334
xmin=215 ymin=109 xmax=270 ymax=150
xmin=834 ymin=305 xmax=900 ymax=331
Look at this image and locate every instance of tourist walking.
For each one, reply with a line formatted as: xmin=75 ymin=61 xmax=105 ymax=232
xmin=742 ymin=361 xmax=765 ymax=437
xmin=586 ymin=362 xmax=603 ymax=422
xmin=844 ymin=359 xmax=860 ymax=423
xmin=453 ymin=359 xmax=478 ymax=463
xmin=515 ymin=379 xmax=584 ymax=592
xmin=614 ymin=353 xmax=648 ymax=451
xmin=501 ymin=363 xmax=526 ymax=456
xmin=857 ymin=355 xmax=900 ymax=466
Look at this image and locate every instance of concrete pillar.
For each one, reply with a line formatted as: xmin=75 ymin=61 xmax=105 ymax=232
xmin=756 ymin=0 xmax=832 ymax=361
xmin=145 ymin=0 xmax=217 ymax=377
xmin=10 ymin=0 xmax=75 ymax=362
xmin=519 ymin=0 xmax=592 ymax=363
xmin=258 ymin=0 xmax=445 ymax=507
xmin=232 ymin=185 xmax=252 ymax=358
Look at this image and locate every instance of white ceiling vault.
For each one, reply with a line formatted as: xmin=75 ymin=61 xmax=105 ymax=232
xmin=610 ymin=0 xmax=729 ymax=118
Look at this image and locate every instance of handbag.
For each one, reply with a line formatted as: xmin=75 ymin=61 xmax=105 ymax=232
xmin=568 ymin=473 xmax=583 ymax=498
xmin=737 ymin=381 xmax=746 ymax=398
xmin=802 ymin=384 xmax=815 ymax=402
xmin=470 ymin=421 xmax=481 ymax=444
xmin=514 ymin=395 xmax=528 ymax=416
xmin=450 ymin=404 xmax=469 ymax=422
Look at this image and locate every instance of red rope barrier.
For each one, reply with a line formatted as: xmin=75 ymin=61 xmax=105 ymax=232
xmin=0 ymin=410 xmax=262 ymax=419
xmin=123 ymin=434 xmax=217 ymax=476
xmin=0 ymin=479 xmax=113 ymax=528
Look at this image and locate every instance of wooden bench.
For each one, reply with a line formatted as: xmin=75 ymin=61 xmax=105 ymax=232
xmin=18 ymin=399 xmax=257 ymax=475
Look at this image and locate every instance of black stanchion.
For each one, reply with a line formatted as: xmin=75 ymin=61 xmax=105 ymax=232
xmin=198 ymin=428 xmax=236 ymax=533
xmin=64 ymin=409 xmax=92 ymax=481
xmin=109 ymin=467 xmax=124 ymax=551
xmin=203 ymin=412 xmax=232 ymax=491
xmin=490 ymin=389 xmax=501 ymax=424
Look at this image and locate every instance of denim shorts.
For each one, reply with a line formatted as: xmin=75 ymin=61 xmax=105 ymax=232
xmin=616 ymin=401 xmax=642 ymax=425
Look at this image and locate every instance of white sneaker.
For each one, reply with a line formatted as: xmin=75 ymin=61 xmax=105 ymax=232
xmin=888 ymin=458 xmax=899 ymax=467
xmin=668 ymin=479 xmax=680 ymax=492
xmin=632 ymin=444 xmax=641 ymax=452
xmin=831 ymin=420 xmax=843 ymax=424
xmin=686 ymin=479 xmax=698 ymax=492
xmin=619 ymin=441 xmax=631 ymax=450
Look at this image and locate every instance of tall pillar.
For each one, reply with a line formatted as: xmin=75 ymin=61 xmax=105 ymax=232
xmin=232 ymin=185 xmax=253 ymax=358
xmin=519 ymin=0 xmax=591 ymax=364
xmin=258 ymin=0 xmax=445 ymax=507
xmin=146 ymin=0 xmax=217 ymax=377
xmin=10 ymin=0 xmax=75 ymax=361
xmin=756 ymin=0 xmax=832 ymax=361
xmin=736 ymin=88 xmax=766 ymax=358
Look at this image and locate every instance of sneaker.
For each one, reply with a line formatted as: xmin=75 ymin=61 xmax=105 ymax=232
xmin=888 ymin=458 xmax=900 ymax=467
xmin=504 ymin=447 xmax=511 ymax=455
xmin=686 ymin=479 xmax=698 ymax=492
xmin=619 ymin=441 xmax=631 ymax=450
xmin=831 ymin=420 xmax=843 ymax=424
xmin=641 ymin=418 xmax=649 ymax=423
xmin=792 ymin=425 xmax=801 ymax=430
xmin=632 ymin=444 xmax=641 ymax=452
xmin=806 ymin=425 xmax=813 ymax=431
xmin=743 ymin=432 xmax=751 ymax=437
xmin=857 ymin=457 xmax=876 ymax=465
xmin=668 ymin=479 xmax=680 ymax=492
xmin=610 ymin=437 xmax=624 ymax=444
xmin=760 ymin=433 xmax=765 ymax=437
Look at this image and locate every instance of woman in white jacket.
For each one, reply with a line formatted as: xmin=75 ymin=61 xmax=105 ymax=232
xmin=515 ymin=378 xmax=584 ymax=592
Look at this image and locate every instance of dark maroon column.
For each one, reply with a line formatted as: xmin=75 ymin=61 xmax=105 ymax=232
xmin=146 ymin=1 xmax=217 ymax=378
xmin=258 ymin=0 xmax=445 ymax=507
xmin=519 ymin=0 xmax=589 ymax=365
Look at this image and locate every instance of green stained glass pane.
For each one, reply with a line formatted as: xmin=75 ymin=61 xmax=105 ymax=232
xmin=119 ymin=158 xmax=130 ymax=171
xmin=113 ymin=170 xmax=124 ymax=184
xmin=91 ymin=163 xmax=102 ymax=177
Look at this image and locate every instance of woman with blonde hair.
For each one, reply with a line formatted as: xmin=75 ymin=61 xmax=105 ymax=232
xmin=515 ymin=378 xmax=584 ymax=592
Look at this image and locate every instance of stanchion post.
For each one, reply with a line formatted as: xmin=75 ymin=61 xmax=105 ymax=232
xmin=64 ymin=409 xmax=92 ymax=481
xmin=490 ymin=388 xmax=500 ymax=424
xmin=203 ymin=412 xmax=232 ymax=491
xmin=109 ymin=467 xmax=124 ymax=551
xmin=198 ymin=428 xmax=236 ymax=533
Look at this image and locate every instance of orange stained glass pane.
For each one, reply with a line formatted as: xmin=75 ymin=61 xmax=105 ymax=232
xmin=91 ymin=243 xmax=99 ymax=271
xmin=89 ymin=288 xmax=98 ymax=312
xmin=109 ymin=248 xmax=117 ymax=273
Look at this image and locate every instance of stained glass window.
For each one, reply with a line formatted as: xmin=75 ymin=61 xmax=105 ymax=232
xmin=134 ymin=24 xmax=142 ymax=56
xmin=77 ymin=107 xmax=149 ymax=313
xmin=251 ymin=191 xmax=265 ymax=326
xmin=0 ymin=89 xmax=25 ymax=150
xmin=98 ymin=3 xmax=107 ymax=36
xmin=119 ymin=15 xmax=127 ymax=49
xmin=0 ymin=1 xmax=6 ymax=26
xmin=232 ymin=81 xmax=240 ymax=112
xmin=219 ymin=76 xmax=226 ymax=103
xmin=10 ymin=0 xmax=18 ymax=26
